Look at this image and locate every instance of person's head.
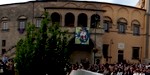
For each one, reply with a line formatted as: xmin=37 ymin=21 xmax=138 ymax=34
xmin=0 ymin=60 xmax=2 ymax=62
xmin=142 ymin=69 xmax=146 ymax=73
xmin=136 ymin=68 xmax=140 ymax=73
xmin=85 ymin=58 xmax=88 ymax=60
xmin=3 ymin=54 xmax=7 ymax=57
xmin=79 ymin=64 xmax=83 ymax=69
xmin=8 ymin=59 xmax=14 ymax=63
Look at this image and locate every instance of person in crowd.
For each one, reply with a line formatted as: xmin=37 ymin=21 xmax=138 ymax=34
xmin=6 ymin=59 xmax=15 ymax=75
xmin=82 ymin=58 xmax=90 ymax=70
xmin=0 ymin=60 xmax=4 ymax=75
xmin=66 ymin=58 xmax=150 ymax=75
xmin=2 ymin=54 xmax=8 ymax=64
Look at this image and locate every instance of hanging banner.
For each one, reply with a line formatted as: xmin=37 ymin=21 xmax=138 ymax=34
xmin=75 ymin=27 xmax=90 ymax=45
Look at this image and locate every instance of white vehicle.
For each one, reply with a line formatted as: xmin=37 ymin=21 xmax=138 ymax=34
xmin=70 ymin=69 xmax=104 ymax=75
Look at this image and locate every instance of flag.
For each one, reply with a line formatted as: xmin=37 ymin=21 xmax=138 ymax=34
xmin=75 ymin=27 xmax=90 ymax=45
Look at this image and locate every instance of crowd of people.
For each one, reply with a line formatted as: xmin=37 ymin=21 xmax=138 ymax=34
xmin=1 ymin=54 xmax=150 ymax=75
xmin=65 ymin=58 xmax=150 ymax=75
xmin=0 ymin=54 xmax=15 ymax=75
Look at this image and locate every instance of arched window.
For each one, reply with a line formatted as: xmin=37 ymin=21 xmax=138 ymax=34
xmin=78 ymin=13 xmax=87 ymax=27
xmin=131 ymin=20 xmax=140 ymax=36
xmin=18 ymin=15 xmax=27 ymax=34
xmin=103 ymin=16 xmax=112 ymax=32
xmin=1 ymin=17 xmax=9 ymax=31
xmin=65 ymin=13 xmax=75 ymax=27
xmin=117 ymin=18 xmax=127 ymax=33
xmin=90 ymin=14 xmax=100 ymax=28
xmin=51 ymin=12 xmax=61 ymax=25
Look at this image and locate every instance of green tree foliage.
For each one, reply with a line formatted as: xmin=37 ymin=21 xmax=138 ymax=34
xmin=15 ymin=12 xmax=70 ymax=75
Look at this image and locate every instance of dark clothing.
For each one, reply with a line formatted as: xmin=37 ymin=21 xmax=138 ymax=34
xmin=82 ymin=61 xmax=90 ymax=70
xmin=145 ymin=73 xmax=150 ymax=75
xmin=0 ymin=64 xmax=5 ymax=75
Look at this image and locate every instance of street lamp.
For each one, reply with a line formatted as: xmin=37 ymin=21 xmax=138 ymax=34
xmin=93 ymin=48 xmax=98 ymax=64
xmin=109 ymin=39 xmax=113 ymax=63
xmin=93 ymin=14 xmax=99 ymax=64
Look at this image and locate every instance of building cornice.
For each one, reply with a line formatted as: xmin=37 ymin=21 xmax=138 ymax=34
xmin=44 ymin=7 xmax=106 ymax=12
xmin=0 ymin=1 xmax=146 ymax=11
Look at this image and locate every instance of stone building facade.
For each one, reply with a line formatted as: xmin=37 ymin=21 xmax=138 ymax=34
xmin=0 ymin=1 xmax=147 ymax=64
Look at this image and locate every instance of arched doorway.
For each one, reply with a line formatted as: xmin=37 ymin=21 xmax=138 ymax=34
xmin=68 ymin=38 xmax=94 ymax=64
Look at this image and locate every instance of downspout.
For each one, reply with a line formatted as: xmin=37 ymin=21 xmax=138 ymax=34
xmin=32 ymin=1 xmax=35 ymax=23
xmin=145 ymin=14 xmax=149 ymax=59
xmin=145 ymin=0 xmax=150 ymax=59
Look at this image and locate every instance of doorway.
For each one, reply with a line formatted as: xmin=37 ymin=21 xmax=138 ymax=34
xmin=68 ymin=38 xmax=94 ymax=64
xmin=118 ymin=50 xmax=124 ymax=63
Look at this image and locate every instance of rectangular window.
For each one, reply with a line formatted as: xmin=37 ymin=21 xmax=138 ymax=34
xmin=102 ymin=44 xmax=109 ymax=58
xmin=132 ymin=47 xmax=140 ymax=59
xmin=2 ymin=22 xmax=8 ymax=30
xmin=118 ymin=23 xmax=125 ymax=33
xmin=133 ymin=25 xmax=140 ymax=35
xmin=104 ymin=22 xmax=109 ymax=32
xmin=2 ymin=49 xmax=6 ymax=55
xmin=36 ymin=19 xmax=41 ymax=27
xmin=2 ymin=40 xmax=6 ymax=47
xmin=19 ymin=21 xmax=25 ymax=29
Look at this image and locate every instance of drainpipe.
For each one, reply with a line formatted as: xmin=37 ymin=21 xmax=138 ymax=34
xmin=145 ymin=0 xmax=150 ymax=59
xmin=32 ymin=1 xmax=35 ymax=24
xmin=145 ymin=14 xmax=149 ymax=59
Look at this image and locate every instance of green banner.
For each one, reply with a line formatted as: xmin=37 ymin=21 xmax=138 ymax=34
xmin=75 ymin=27 xmax=90 ymax=45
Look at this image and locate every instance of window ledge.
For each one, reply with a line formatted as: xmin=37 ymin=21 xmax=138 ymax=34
xmin=18 ymin=28 xmax=25 ymax=34
xmin=132 ymin=58 xmax=139 ymax=60
xmin=1 ymin=29 xmax=9 ymax=32
xmin=133 ymin=34 xmax=140 ymax=36
xmin=118 ymin=32 xmax=126 ymax=34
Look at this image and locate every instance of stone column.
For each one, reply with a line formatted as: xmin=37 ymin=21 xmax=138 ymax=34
xmin=61 ymin=14 xmax=65 ymax=26
xmin=74 ymin=13 xmax=78 ymax=27
xmin=87 ymin=15 xmax=91 ymax=27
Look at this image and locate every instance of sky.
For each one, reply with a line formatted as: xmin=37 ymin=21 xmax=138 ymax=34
xmin=0 ymin=0 xmax=139 ymax=7
xmin=80 ymin=0 xmax=139 ymax=6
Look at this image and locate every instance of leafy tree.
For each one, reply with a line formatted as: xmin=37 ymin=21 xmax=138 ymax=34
xmin=15 ymin=12 xmax=70 ymax=75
